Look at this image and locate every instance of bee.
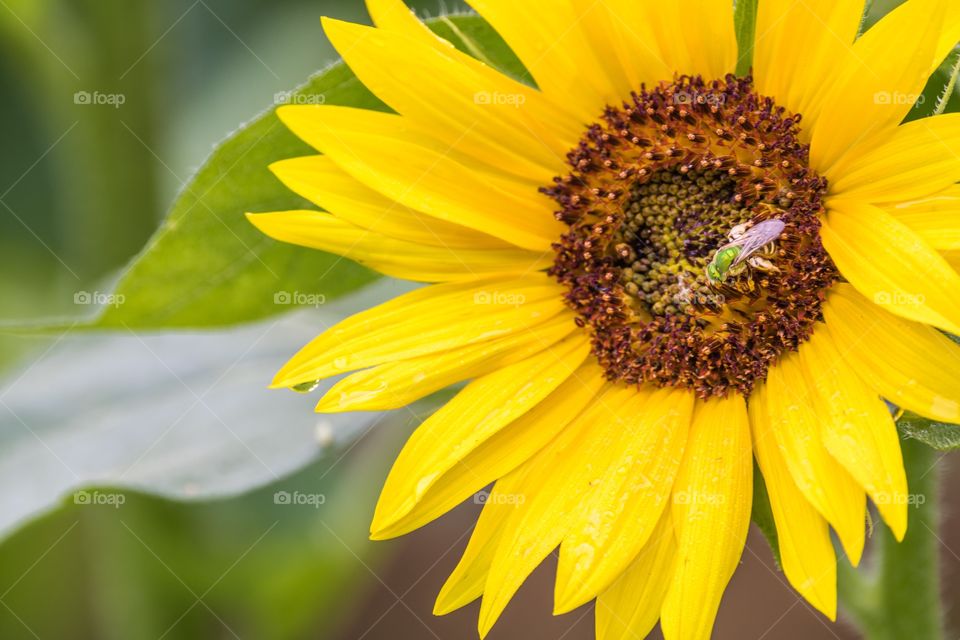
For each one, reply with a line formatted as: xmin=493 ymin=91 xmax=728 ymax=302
xmin=705 ymin=218 xmax=785 ymax=286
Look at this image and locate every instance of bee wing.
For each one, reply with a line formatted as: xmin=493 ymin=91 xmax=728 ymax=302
xmin=726 ymin=220 xmax=785 ymax=268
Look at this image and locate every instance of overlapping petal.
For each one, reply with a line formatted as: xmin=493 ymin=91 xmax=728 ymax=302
xmin=799 ymin=329 xmax=908 ymax=540
xmin=370 ymin=334 xmax=590 ymax=537
xmin=754 ymin=0 xmax=863 ymax=135
xmin=377 ymin=361 xmax=607 ymax=540
xmin=660 ymin=395 xmax=752 ymax=640
xmin=269 ymin=155 xmax=514 ymax=249
xmin=750 ymin=381 xmax=837 ymax=620
xmin=554 ymin=386 xmax=694 ymax=613
xmin=822 ymin=199 xmax=960 ymax=335
xmin=808 ymin=0 xmax=954 ymax=173
xmin=271 ymin=274 xmax=569 ymax=388
xmin=246 ymin=210 xmax=551 ymax=282
xmin=823 ymin=285 xmax=960 ymax=424
xmin=316 ymin=313 xmax=577 ymax=413
xmin=276 ymin=105 xmax=562 ymax=250
xmin=827 ymin=114 xmax=960 ymax=202
xmin=762 ymin=354 xmax=866 ymax=564
xmin=889 ymin=186 xmax=960 ymax=250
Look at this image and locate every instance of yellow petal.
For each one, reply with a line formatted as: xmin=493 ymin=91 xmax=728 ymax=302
xmin=364 ymin=0 xmax=583 ymax=149
xmin=569 ymin=0 xmax=672 ymax=96
xmin=377 ymin=361 xmax=607 ymax=540
xmin=434 ymin=472 xmax=527 ymax=615
xmin=660 ymin=395 xmax=752 ymax=640
xmin=271 ymin=274 xmax=568 ymax=388
xmin=554 ymin=386 xmax=694 ymax=614
xmin=822 ymin=199 xmax=960 ymax=335
xmin=595 ymin=509 xmax=677 ymax=640
xmin=754 ymin=0 xmax=863 ymax=138
xmin=269 ymin=155 xmax=512 ymax=249
xmin=317 ymin=313 xmax=577 ymax=413
xmin=371 ymin=334 xmax=590 ymax=537
xmin=809 ymin=0 xmax=947 ymax=173
xmin=763 ymin=354 xmax=866 ymax=564
xmin=647 ymin=0 xmax=736 ymax=81
xmin=827 ymin=114 xmax=960 ymax=202
xmin=823 ymin=284 xmax=960 ymax=424
xmin=464 ymin=0 xmax=618 ymax=120
xmin=945 ymin=250 xmax=960 ymax=272
xmin=749 ymin=382 xmax=837 ymax=621
xmin=478 ymin=385 xmax=647 ymax=638
xmin=322 ymin=17 xmax=570 ymax=180
xmin=276 ymin=105 xmax=562 ymax=251
xmin=246 ymin=210 xmax=551 ymax=282
xmin=799 ymin=328 xmax=909 ymax=541
xmin=889 ymin=186 xmax=960 ymax=250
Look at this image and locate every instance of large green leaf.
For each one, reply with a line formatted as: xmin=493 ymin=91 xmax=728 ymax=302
xmin=32 ymin=13 xmax=524 ymax=331
xmin=93 ymin=63 xmax=385 ymax=329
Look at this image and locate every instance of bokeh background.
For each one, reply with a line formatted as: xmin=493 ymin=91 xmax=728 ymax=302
xmin=0 ymin=0 xmax=957 ymax=638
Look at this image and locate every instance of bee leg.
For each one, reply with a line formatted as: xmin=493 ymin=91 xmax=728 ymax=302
xmin=747 ymin=256 xmax=779 ymax=272
xmin=728 ymin=223 xmax=749 ymax=241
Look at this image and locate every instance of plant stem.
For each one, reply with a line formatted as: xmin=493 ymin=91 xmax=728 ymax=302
xmin=839 ymin=437 xmax=943 ymax=640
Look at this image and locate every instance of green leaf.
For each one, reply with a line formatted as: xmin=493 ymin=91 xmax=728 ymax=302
xmin=751 ymin=460 xmax=782 ymax=568
xmin=905 ymin=45 xmax=960 ymax=122
xmin=91 ymin=62 xmax=386 ymax=329
xmin=897 ymin=411 xmax=960 ymax=451
xmin=8 ymin=14 xmax=526 ymax=331
xmin=0 ymin=282 xmax=422 ymax=540
xmin=734 ymin=0 xmax=759 ymax=77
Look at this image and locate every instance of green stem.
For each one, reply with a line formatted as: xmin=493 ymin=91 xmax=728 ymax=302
xmin=839 ymin=438 xmax=943 ymax=639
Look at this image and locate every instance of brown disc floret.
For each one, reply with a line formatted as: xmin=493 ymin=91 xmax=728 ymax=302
xmin=546 ymin=74 xmax=837 ymax=398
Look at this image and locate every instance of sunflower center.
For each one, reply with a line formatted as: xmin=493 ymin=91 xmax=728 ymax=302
xmin=547 ymin=75 xmax=837 ymax=398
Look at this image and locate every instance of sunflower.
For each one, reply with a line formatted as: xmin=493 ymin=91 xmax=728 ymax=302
xmin=247 ymin=0 xmax=960 ymax=637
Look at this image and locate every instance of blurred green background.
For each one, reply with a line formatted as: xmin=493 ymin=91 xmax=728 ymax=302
xmin=0 ymin=0 xmax=956 ymax=639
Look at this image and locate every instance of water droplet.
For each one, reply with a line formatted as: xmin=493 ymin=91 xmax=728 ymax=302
xmin=292 ymin=379 xmax=321 ymax=393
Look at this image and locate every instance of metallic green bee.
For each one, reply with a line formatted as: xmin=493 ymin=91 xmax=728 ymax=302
xmin=706 ymin=219 xmax=785 ymax=285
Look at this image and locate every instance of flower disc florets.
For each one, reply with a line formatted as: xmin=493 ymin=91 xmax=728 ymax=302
xmin=547 ymin=75 xmax=837 ymax=398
